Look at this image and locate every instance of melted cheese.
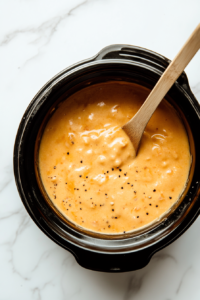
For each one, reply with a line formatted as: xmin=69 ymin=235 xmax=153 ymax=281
xmin=38 ymin=82 xmax=191 ymax=234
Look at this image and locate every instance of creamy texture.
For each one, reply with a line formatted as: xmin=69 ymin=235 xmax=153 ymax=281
xmin=38 ymin=82 xmax=191 ymax=234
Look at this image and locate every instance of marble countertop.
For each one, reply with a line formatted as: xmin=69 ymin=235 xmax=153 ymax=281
xmin=1 ymin=0 xmax=200 ymax=299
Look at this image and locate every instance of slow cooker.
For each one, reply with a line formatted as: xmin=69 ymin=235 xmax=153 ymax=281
xmin=14 ymin=45 xmax=200 ymax=272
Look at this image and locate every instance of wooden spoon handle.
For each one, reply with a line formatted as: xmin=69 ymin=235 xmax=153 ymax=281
xmin=134 ymin=23 xmax=200 ymax=128
xmin=123 ymin=23 xmax=200 ymax=152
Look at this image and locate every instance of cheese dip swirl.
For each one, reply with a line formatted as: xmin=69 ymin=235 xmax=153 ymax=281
xmin=39 ymin=82 xmax=191 ymax=234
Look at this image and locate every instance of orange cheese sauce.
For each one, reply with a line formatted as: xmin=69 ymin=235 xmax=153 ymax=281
xmin=38 ymin=82 xmax=191 ymax=234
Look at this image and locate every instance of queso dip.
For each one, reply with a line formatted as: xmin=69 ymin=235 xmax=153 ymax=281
xmin=38 ymin=82 xmax=191 ymax=234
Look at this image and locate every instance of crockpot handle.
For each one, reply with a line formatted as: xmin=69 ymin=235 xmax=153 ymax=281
xmin=94 ymin=45 xmax=127 ymax=61
xmin=94 ymin=44 xmax=171 ymax=70
xmin=94 ymin=45 xmax=200 ymax=107
xmin=73 ymin=246 xmax=153 ymax=272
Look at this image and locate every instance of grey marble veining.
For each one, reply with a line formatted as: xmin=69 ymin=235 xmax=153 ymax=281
xmin=0 ymin=0 xmax=200 ymax=299
xmin=0 ymin=0 xmax=90 ymax=67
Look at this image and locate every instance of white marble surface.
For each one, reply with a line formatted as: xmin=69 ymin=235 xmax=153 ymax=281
xmin=0 ymin=0 xmax=200 ymax=299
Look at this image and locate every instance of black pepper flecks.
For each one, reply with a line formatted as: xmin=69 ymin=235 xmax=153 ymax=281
xmin=67 ymin=152 xmax=69 ymax=155
xmin=47 ymin=125 xmax=179 ymax=234
xmin=54 ymin=166 xmax=56 ymax=169
xmin=80 ymin=160 xmax=83 ymax=163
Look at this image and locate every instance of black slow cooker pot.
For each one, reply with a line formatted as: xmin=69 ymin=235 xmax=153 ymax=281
xmin=14 ymin=45 xmax=200 ymax=272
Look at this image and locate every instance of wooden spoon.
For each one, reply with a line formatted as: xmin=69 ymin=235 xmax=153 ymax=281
xmin=122 ymin=23 xmax=200 ymax=155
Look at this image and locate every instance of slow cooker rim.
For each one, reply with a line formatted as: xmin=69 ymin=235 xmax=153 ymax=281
xmin=14 ymin=45 xmax=200 ymax=257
